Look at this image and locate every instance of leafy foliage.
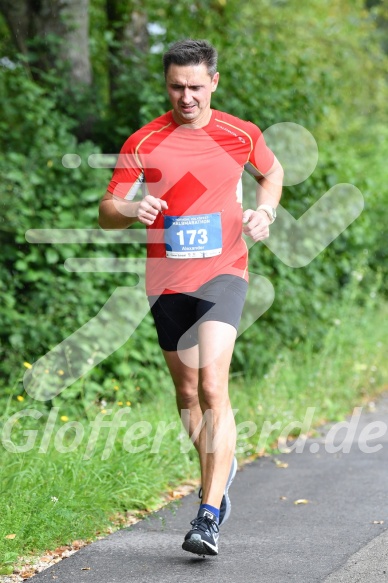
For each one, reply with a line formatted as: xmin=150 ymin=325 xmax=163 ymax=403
xmin=1 ymin=0 xmax=388 ymax=407
xmin=0 ymin=65 xmax=166 ymax=404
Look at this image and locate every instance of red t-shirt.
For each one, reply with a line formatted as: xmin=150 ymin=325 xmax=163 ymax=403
xmin=107 ymin=109 xmax=274 ymax=295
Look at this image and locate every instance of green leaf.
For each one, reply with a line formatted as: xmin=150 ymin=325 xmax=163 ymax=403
xmin=45 ymin=249 xmax=60 ymax=264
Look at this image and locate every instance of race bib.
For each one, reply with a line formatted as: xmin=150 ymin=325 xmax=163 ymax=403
xmin=164 ymin=213 xmax=222 ymax=259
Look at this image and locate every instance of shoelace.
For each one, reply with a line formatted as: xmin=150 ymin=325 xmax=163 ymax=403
xmin=190 ymin=515 xmax=220 ymax=534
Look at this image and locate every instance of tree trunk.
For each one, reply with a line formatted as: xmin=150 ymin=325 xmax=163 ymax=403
xmin=106 ymin=0 xmax=148 ymax=105
xmin=58 ymin=0 xmax=92 ymax=86
xmin=0 ymin=0 xmax=92 ymax=87
xmin=0 ymin=0 xmax=29 ymax=56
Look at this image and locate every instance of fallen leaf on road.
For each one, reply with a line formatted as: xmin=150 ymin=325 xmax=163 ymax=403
xmin=21 ymin=569 xmax=36 ymax=579
xmin=372 ymin=520 xmax=384 ymax=524
xmin=54 ymin=546 xmax=69 ymax=556
xmin=294 ymin=499 xmax=309 ymax=505
xmin=81 ymin=567 xmax=91 ymax=570
xmin=171 ymin=491 xmax=183 ymax=499
xmin=72 ymin=540 xmax=86 ymax=549
xmin=274 ymin=459 xmax=289 ymax=468
xmin=280 ymin=496 xmax=287 ymax=500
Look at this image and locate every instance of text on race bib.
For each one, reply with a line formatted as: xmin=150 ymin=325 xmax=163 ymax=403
xmin=164 ymin=213 xmax=222 ymax=259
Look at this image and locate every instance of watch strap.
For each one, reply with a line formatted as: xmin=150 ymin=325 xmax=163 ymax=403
xmin=256 ymin=204 xmax=276 ymax=224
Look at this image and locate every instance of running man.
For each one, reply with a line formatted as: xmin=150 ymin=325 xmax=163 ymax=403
xmin=99 ymin=39 xmax=283 ymax=556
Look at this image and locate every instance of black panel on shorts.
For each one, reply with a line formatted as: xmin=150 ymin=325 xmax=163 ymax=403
xmin=148 ymin=275 xmax=248 ymax=351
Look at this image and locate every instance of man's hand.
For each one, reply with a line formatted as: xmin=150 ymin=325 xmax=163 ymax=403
xmin=242 ymin=209 xmax=271 ymax=242
xmin=99 ymin=191 xmax=168 ymax=229
xmin=137 ymin=195 xmax=168 ymax=226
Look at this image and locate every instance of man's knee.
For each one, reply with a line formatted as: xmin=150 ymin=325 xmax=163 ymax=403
xmin=199 ymin=378 xmax=229 ymax=408
xmin=175 ymin=381 xmax=199 ymax=407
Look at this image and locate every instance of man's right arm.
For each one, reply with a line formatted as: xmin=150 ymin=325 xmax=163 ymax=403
xmin=98 ymin=191 xmax=140 ymax=229
xmin=98 ymin=191 xmax=168 ymax=230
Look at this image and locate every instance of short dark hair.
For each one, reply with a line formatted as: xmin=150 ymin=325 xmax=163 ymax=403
xmin=163 ymin=39 xmax=218 ymax=78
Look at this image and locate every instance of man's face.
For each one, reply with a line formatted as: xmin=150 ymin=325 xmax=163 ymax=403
xmin=166 ymin=63 xmax=219 ymax=127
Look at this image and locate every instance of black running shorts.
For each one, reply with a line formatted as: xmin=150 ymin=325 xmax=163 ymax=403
xmin=148 ymin=274 xmax=248 ymax=352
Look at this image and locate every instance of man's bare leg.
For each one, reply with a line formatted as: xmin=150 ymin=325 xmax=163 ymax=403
xmin=196 ymin=320 xmax=237 ymax=509
xmin=163 ymin=321 xmax=237 ymax=511
xmin=162 ymin=347 xmax=209 ymax=484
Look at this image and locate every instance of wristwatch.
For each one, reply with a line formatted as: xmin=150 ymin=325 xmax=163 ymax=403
xmin=256 ymin=204 xmax=277 ymax=224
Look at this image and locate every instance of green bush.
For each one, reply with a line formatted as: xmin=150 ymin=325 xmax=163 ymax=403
xmin=0 ymin=65 xmax=166 ymax=406
xmin=1 ymin=0 xmax=388 ymax=408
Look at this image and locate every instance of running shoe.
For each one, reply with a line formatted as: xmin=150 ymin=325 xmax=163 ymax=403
xmin=219 ymin=456 xmax=237 ymax=526
xmin=198 ymin=456 xmax=238 ymax=527
xmin=182 ymin=507 xmax=220 ymax=556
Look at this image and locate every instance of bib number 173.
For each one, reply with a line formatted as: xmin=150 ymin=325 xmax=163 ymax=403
xmin=176 ymin=229 xmax=208 ymax=246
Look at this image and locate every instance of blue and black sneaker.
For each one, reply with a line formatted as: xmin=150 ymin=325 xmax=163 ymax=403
xmin=182 ymin=507 xmax=220 ymax=556
xmin=198 ymin=456 xmax=238 ymax=526
xmin=219 ymin=456 xmax=237 ymax=525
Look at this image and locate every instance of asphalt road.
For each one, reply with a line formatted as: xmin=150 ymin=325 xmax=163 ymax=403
xmin=30 ymin=395 xmax=388 ymax=583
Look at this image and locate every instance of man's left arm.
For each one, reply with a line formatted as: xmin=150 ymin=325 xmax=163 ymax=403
xmin=242 ymin=155 xmax=283 ymax=242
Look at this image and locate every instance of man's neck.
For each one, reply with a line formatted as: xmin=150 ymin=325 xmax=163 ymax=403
xmin=172 ymin=109 xmax=213 ymax=129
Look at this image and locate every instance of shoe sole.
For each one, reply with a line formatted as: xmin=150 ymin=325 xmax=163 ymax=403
xmin=219 ymin=456 xmax=238 ymax=526
xmin=182 ymin=538 xmax=218 ymax=556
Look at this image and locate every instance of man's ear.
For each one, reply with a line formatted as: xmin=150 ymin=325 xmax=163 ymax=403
xmin=211 ymin=72 xmax=220 ymax=92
